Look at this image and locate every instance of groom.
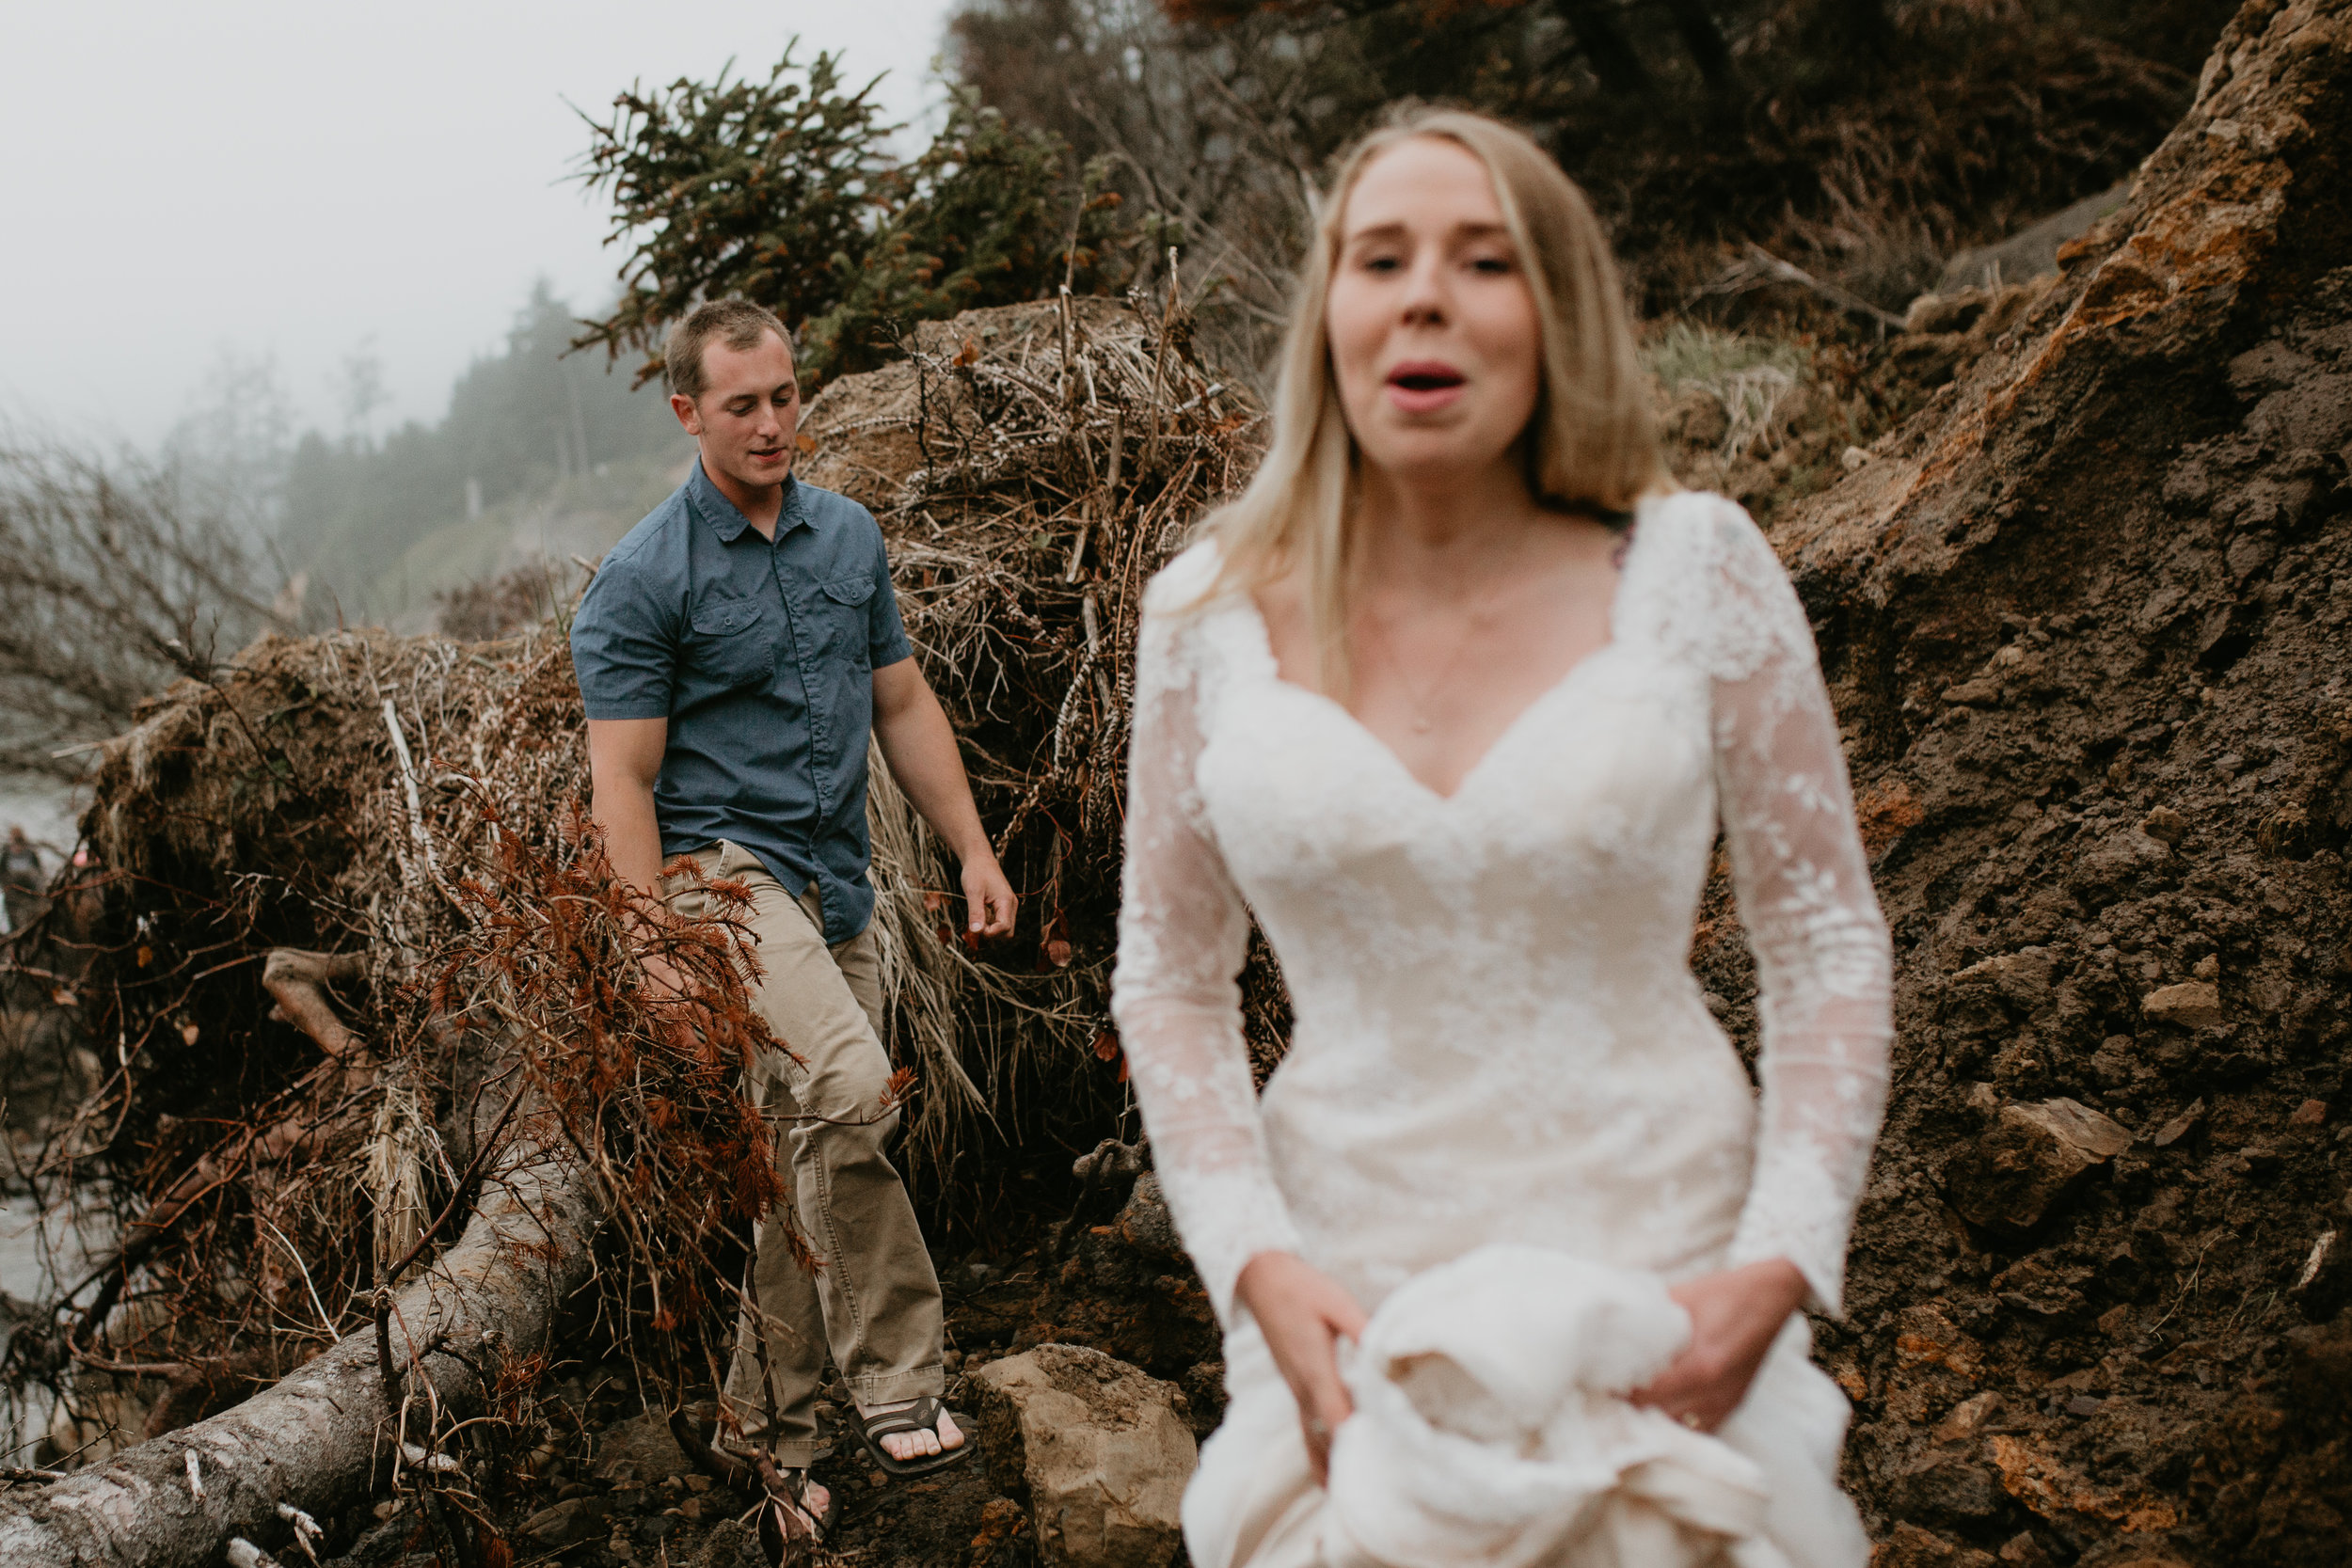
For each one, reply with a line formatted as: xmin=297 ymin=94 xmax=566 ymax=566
xmin=570 ymin=298 xmax=1015 ymax=1506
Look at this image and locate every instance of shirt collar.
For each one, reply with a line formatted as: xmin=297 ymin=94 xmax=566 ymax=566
xmin=686 ymin=456 xmax=810 ymax=544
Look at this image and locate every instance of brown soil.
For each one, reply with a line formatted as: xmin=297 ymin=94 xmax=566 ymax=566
xmin=1680 ymin=5 xmax=2352 ymax=1562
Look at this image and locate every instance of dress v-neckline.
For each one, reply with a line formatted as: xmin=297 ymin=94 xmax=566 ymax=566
xmin=1232 ymin=513 xmax=1646 ymax=805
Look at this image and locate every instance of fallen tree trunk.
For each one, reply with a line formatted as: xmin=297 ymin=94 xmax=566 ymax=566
xmin=0 ymin=1133 xmax=597 ymax=1567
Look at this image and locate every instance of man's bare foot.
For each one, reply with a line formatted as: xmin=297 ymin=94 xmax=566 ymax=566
xmin=861 ymin=1398 xmax=963 ymax=1462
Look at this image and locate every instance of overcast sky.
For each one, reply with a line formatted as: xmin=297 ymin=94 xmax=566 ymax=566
xmin=0 ymin=1 xmax=959 ymax=449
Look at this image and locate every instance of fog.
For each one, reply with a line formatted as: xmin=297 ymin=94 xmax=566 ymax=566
xmin=0 ymin=1 xmax=955 ymax=450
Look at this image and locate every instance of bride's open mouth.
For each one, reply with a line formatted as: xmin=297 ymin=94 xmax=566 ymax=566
xmin=1384 ymin=360 xmax=1466 ymax=414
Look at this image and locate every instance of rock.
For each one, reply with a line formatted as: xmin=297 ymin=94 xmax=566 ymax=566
xmin=2028 ymin=1098 xmax=2134 ymax=1159
xmin=1072 ymin=1139 xmax=1147 ymax=1185
xmin=2291 ymin=1099 xmax=2329 ymax=1126
xmin=1943 ymin=1099 xmax=2133 ymax=1229
xmin=2138 ymin=805 xmax=2187 ymax=844
xmin=1842 ymin=444 xmax=1871 ymax=471
xmin=1940 ymin=677 xmax=2002 ymax=707
xmin=1950 ymin=949 xmax=2057 ymax=1012
xmin=522 ymin=1496 xmax=613 ymax=1547
xmin=1116 ymin=1172 xmax=1185 ymax=1263
xmin=1872 ymin=1520 xmax=1997 ymax=1568
xmin=1893 ymin=1451 xmax=2003 ymax=1522
xmin=1935 ymin=182 xmax=2131 ymax=294
xmin=2150 ymin=1099 xmax=2205 ymax=1148
xmin=2069 ymin=831 xmax=2174 ymax=897
xmin=1997 ymin=1531 xmax=2059 ymax=1568
xmin=2142 ymin=981 xmax=2225 ymax=1030
xmin=2294 ymin=1229 xmax=2337 ymax=1290
xmin=1932 ymin=1391 xmax=2005 ymax=1443
xmin=971 ymin=1344 xmax=1198 ymax=1568
xmin=591 ymin=1410 xmax=693 ymax=1487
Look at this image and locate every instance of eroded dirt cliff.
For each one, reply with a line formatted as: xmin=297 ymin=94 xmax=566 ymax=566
xmin=1688 ymin=4 xmax=2352 ymax=1562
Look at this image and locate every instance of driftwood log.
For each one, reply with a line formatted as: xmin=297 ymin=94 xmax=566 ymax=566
xmin=0 ymin=1124 xmax=596 ymax=1566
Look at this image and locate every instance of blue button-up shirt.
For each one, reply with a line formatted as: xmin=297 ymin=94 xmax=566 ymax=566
xmin=570 ymin=460 xmax=914 ymax=944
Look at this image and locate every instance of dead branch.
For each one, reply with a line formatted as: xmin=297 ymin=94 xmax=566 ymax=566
xmin=1688 ymin=244 xmax=1908 ymax=334
xmin=0 ymin=1101 xmax=596 ymax=1568
xmin=261 ymin=950 xmax=368 ymax=1061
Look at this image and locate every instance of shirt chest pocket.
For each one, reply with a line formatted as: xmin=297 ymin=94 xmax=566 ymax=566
xmin=818 ymin=574 xmax=876 ymax=668
xmin=687 ymin=597 xmax=778 ymax=690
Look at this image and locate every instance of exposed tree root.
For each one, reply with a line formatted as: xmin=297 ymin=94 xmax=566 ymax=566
xmin=0 ymin=1127 xmax=596 ymax=1567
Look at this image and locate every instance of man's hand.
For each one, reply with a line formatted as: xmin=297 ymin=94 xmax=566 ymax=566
xmin=628 ymin=912 xmax=691 ymax=999
xmin=960 ymin=851 xmax=1017 ymax=938
xmin=873 ymin=658 xmax=1019 ymax=942
xmin=1235 ymin=1251 xmax=1367 ymax=1485
xmin=587 ymin=716 xmax=700 ymax=995
xmin=1630 ymin=1258 xmax=1808 ymax=1433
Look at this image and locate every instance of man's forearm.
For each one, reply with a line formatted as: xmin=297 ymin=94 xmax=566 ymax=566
xmin=591 ymin=781 xmax=669 ymax=895
xmin=872 ymin=687 xmax=993 ymax=863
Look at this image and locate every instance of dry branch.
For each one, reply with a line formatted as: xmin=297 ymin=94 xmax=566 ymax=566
xmin=0 ymin=1104 xmax=596 ymax=1568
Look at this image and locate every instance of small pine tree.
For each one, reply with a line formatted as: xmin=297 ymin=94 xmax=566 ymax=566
xmin=573 ymin=47 xmax=1142 ymax=390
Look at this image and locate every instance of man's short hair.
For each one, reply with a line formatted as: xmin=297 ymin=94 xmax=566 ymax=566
xmin=665 ymin=299 xmax=794 ymax=402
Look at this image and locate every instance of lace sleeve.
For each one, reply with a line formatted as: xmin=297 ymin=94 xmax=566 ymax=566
xmin=1111 ymin=576 xmax=1305 ymax=1323
xmin=1704 ymin=503 xmax=1892 ymax=1319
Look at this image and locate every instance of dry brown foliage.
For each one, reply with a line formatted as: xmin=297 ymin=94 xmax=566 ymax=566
xmin=8 ymin=290 xmax=1267 ymax=1463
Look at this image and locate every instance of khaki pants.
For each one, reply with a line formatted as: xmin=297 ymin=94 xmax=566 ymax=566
xmin=662 ymin=841 xmax=945 ymax=1466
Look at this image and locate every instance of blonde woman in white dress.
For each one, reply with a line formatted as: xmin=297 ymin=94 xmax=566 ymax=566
xmin=1111 ymin=107 xmax=1892 ymax=1568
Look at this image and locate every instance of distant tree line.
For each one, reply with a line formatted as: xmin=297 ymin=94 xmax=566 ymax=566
xmin=278 ymin=283 xmax=680 ymax=604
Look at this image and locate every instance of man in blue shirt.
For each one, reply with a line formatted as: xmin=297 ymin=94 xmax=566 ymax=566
xmin=571 ymin=299 xmax=1014 ymax=1523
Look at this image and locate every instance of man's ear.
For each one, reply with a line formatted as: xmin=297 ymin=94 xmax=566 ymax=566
xmin=670 ymin=392 xmax=703 ymax=436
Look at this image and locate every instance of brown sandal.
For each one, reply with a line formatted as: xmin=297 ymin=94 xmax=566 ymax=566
xmin=855 ymin=1395 xmax=977 ymax=1478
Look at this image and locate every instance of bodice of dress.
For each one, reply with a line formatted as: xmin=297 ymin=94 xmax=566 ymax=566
xmin=1110 ymin=491 xmax=1892 ymax=1327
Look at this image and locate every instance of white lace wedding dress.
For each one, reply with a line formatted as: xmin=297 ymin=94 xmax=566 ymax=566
xmin=1110 ymin=492 xmax=1893 ymax=1568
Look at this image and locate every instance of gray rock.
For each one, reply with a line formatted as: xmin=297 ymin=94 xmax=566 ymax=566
xmin=1116 ymin=1173 xmax=1185 ymax=1263
xmin=591 ymin=1410 xmax=692 ymax=1487
xmin=1073 ymin=1138 xmax=1147 ymax=1185
xmin=521 ymin=1495 xmax=612 ymax=1546
xmin=1934 ymin=182 xmax=2130 ymax=294
xmin=972 ymin=1344 xmax=1197 ymax=1568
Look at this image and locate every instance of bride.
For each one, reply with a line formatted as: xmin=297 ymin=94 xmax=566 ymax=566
xmin=1110 ymin=107 xmax=1891 ymax=1568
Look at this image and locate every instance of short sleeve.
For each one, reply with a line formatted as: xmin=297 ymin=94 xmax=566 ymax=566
xmin=866 ymin=520 xmax=914 ymax=669
xmin=571 ymin=545 xmax=679 ymax=721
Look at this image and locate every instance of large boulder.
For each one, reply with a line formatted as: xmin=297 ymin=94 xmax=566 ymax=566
xmin=970 ymin=1344 xmax=1197 ymax=1568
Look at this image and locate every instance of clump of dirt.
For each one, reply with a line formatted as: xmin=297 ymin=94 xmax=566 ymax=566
xmin=1680 ymin=4 xmax=2352 ymax=1562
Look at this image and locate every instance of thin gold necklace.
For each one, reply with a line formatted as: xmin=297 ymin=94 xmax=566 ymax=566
xmin=1362 ymin=559 xmax=1528 ymax=735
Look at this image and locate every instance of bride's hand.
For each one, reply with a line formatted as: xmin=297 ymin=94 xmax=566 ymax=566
xmin=1631 ymin=1258 xmax=1808 ymax=1433
xmin=1235 ymin=1251 xmax=1367 ymax=1484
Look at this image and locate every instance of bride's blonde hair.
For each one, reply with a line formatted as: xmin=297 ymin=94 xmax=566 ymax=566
xmin=1199 ymin=105 xmax=1667 ymax=690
